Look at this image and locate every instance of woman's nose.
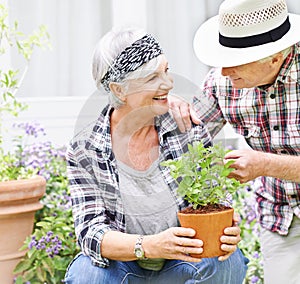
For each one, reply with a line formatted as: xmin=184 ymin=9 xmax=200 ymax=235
xmin=161 ymin=74 xmax=173 ymax=90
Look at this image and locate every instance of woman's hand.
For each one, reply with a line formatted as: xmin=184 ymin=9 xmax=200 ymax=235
xmin=144 ymin=227 xmax=203 ymax=262
xmin=218 ymin=213 xmax=241 ymax=261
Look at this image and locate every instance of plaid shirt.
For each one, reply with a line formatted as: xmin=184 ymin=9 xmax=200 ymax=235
xmin=67 ymin=105 xmax=211 ymax=267
xmin=193 ymin=42 xmax=300 ymax=235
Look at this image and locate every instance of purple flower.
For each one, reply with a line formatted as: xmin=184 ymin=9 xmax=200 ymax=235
xmin=28 ymin=232 xmax=64 ymax=258
xmin=13 ymin=121 xmax=46 ymax=138
xmin=28 ymin=239 xmax=37 ymax=249
xmin=251 ymin=275 xmax=259 ymax=283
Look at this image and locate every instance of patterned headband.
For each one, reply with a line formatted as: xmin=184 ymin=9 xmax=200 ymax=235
xmin=100 ymin=34 xmax=163 ymax=92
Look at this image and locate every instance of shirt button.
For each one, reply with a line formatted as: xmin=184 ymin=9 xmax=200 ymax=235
xmin=273 ymin=125 xmax=279 ymax=131
xmin=270 ymin=94 xmax=276 ymax=99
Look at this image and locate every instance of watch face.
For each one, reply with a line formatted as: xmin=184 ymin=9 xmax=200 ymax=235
xmin=135 ymin=248 xmax=144 ymax=258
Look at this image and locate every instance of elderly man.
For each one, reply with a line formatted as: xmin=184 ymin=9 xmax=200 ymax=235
xmin=171 ymin=0 xmax=300 ymax=283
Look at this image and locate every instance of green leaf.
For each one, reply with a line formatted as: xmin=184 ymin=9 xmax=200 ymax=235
xmin=160 ymin=141 xmax=244 ymax=207
xmin=13 ymin=258 xmax=33 ymax=273
xmin=42 ymin=257 xmax=55 ymax=277
xmin=14 ymin=276 xmax=23 ymax=284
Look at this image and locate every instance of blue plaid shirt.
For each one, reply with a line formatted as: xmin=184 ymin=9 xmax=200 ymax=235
xmin=193 ymin=42 xmax=300 ymax=235
xmin=67 ymin=105 xmax=211 ymax=267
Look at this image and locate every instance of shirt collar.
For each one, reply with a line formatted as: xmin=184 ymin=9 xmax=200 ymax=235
xmin=155 ymin=112 xmax=180 ymax=146
xmin=85 ymin=104 xmax=113 ymax=158
xmin=86 ymin=105 xmax=179 ymax=157
xmin=275 ymin=43 xmax=298 ymax=84
xmin=257 ymin=43 xmax=298 ymax=91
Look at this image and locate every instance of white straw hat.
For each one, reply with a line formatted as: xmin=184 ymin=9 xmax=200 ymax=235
xmin=193 ymin=0 xmax=300 ymax=67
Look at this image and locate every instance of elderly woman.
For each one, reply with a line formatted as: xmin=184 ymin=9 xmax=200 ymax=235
xmin=64 ymin=27 xmax=248 ymax=283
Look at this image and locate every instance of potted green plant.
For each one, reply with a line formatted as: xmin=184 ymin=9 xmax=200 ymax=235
xmin=161 ymin=141 xmax=243 ymax=258
xmin=0 ymin=3 xmax=50 ymax=282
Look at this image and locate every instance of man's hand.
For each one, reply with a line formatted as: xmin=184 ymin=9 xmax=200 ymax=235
xmin=168 ymin=95 xmax=201 ymax=132
xmin=224 ymin=149 xmax=266 ymax=183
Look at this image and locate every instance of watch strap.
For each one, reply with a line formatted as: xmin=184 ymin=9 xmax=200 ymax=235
xmin=134 ymin=235 xmax=147 ymax=260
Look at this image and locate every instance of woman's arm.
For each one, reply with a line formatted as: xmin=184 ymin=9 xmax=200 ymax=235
xmin=101 ymin=224 xmax=240 ymax=262
xmin=67 ymin=143 xmax=112 ymax=267
xmin=101 ymin=227 xmax=202 ymax=263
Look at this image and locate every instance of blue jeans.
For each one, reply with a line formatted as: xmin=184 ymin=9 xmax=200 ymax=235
xmin=64 ymin=249 xmax=248 ymax=284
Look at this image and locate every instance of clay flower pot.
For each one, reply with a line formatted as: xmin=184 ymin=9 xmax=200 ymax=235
xmin=177 ymin=207 xmax=234 ymax=258
xmin=0 ymin=176 xmax=46 ymax=284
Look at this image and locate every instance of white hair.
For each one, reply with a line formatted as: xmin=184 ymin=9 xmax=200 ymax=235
xmin=92 ymin=27 xmax=162 ymax=108
xmin=259 ymin=46 xmax=292 ymax=63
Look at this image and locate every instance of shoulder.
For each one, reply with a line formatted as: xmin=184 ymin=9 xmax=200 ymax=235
xmin=202 ymin=67 xmax=232 ymax=94
xmin=68 ymin=104 xmax=112 ymax=156
xmin=282 ymin=43 xmax=300 ymax=82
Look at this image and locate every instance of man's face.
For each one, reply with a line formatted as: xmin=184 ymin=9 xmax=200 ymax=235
xmin=221 ymin=59 xmax=276 ymax=89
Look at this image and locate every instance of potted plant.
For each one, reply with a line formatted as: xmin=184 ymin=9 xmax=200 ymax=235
xmin=0 ymin=3 xmax=50 ymax=282
xmin=161 ymin=141 xmax=243 ymax=258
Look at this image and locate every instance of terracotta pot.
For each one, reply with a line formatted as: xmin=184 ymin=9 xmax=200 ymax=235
xmin=177 ymin=207 xmax=234 ymax=258
xmin=0 ymin=176 xmax=46 ymax=284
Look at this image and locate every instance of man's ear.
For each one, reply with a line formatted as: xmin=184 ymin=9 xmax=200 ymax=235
xmin=271 ymin=52 xmax=284 ymax=66
xmin=109 ymin=82 xmax=126 ymax=102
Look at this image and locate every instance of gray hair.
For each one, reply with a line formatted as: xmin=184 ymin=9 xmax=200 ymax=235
xmin=92 ymin=27 xmax=162 ymax=109
xmin=259 ymin=46 xmax=292 ymax=63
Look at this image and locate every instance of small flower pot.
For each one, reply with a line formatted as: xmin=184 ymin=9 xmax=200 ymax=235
xmin=0 ymin=176 xmax=46 ymax=284
xmin=177 ymin=207 xmax=234 ymax=258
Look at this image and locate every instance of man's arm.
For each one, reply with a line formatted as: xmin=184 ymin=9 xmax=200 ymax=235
xmin=168 ymin=95 xmax=201 ymax=132
xmin=225 ymin=149 xmax=300 ymax=183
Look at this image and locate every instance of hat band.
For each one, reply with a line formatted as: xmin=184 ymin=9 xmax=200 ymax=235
xmin=219 ymin=16 xmax=290 ymax=48
xmin=101 ymin=34 xmax=163 ymax=92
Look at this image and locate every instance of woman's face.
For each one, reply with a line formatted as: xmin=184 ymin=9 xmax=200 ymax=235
xmin=123 ymin=55 xmax=173 ymax=117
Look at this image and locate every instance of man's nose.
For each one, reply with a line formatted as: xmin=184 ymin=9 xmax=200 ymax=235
xmin=221 ymin=67 xmax=235 ymax=76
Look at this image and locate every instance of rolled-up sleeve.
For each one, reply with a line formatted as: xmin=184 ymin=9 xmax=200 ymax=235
xmin=67 ymin=143 xmax=111 ymax=267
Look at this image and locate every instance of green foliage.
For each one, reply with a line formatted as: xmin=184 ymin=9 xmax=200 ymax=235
xmin=0 ymin=2 xmax=51 ymax=180
xmin=0 ymin=3 xmax=79 ymax=282
xmin=0 ymin=3 xmax=50 ymax=141
xmin=233 ymin=184 xmax=264 ymax=284
xmin=0 ymin=4 xmax=50 ymax=114
xmin=14 ymin=151 xmax=80 ymax=284
xmin=0 ymin=149 xmax=36 ymax=181
xmin=162 ymin=141 xmax=264 ymax=282
xmin=161 ymin=141 xmax=243 ymax=208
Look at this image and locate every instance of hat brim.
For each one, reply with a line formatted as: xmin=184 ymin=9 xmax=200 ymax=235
xmin=193 ymin=13 xmax=300 ymax=67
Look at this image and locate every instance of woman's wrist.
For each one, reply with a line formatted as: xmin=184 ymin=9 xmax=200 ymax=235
xmin=142 ymin=235 xmax=155 ymax=259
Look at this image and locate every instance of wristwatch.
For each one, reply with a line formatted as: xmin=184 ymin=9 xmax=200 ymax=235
xmin=134 ymin=235 xmax=147 ymax=260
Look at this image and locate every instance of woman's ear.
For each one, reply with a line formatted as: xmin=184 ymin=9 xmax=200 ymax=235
xmin=109 ymin=82 xmax=126 ymax=102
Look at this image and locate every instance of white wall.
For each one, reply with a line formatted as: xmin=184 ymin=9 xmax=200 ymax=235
xmin=2 ymin=94 xmax=107 ymax=149
xmin=4 ymin=0 xmax=299 ymax=150
xmin=2 ymin=94 xmax=246 ymax=150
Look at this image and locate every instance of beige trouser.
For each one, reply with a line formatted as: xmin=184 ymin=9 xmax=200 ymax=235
xmin=260 ymin=216 xmax=300 ymax=284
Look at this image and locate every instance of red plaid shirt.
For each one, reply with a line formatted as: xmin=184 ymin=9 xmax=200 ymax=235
xmin=194 ymin=42 xmax=300 ymax=235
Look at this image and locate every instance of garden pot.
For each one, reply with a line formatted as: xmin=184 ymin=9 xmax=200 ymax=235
xmin=177 ymin=207 xmax=234 ymax=258
xmin=0 ymin=176 xmax=46 ymax=284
